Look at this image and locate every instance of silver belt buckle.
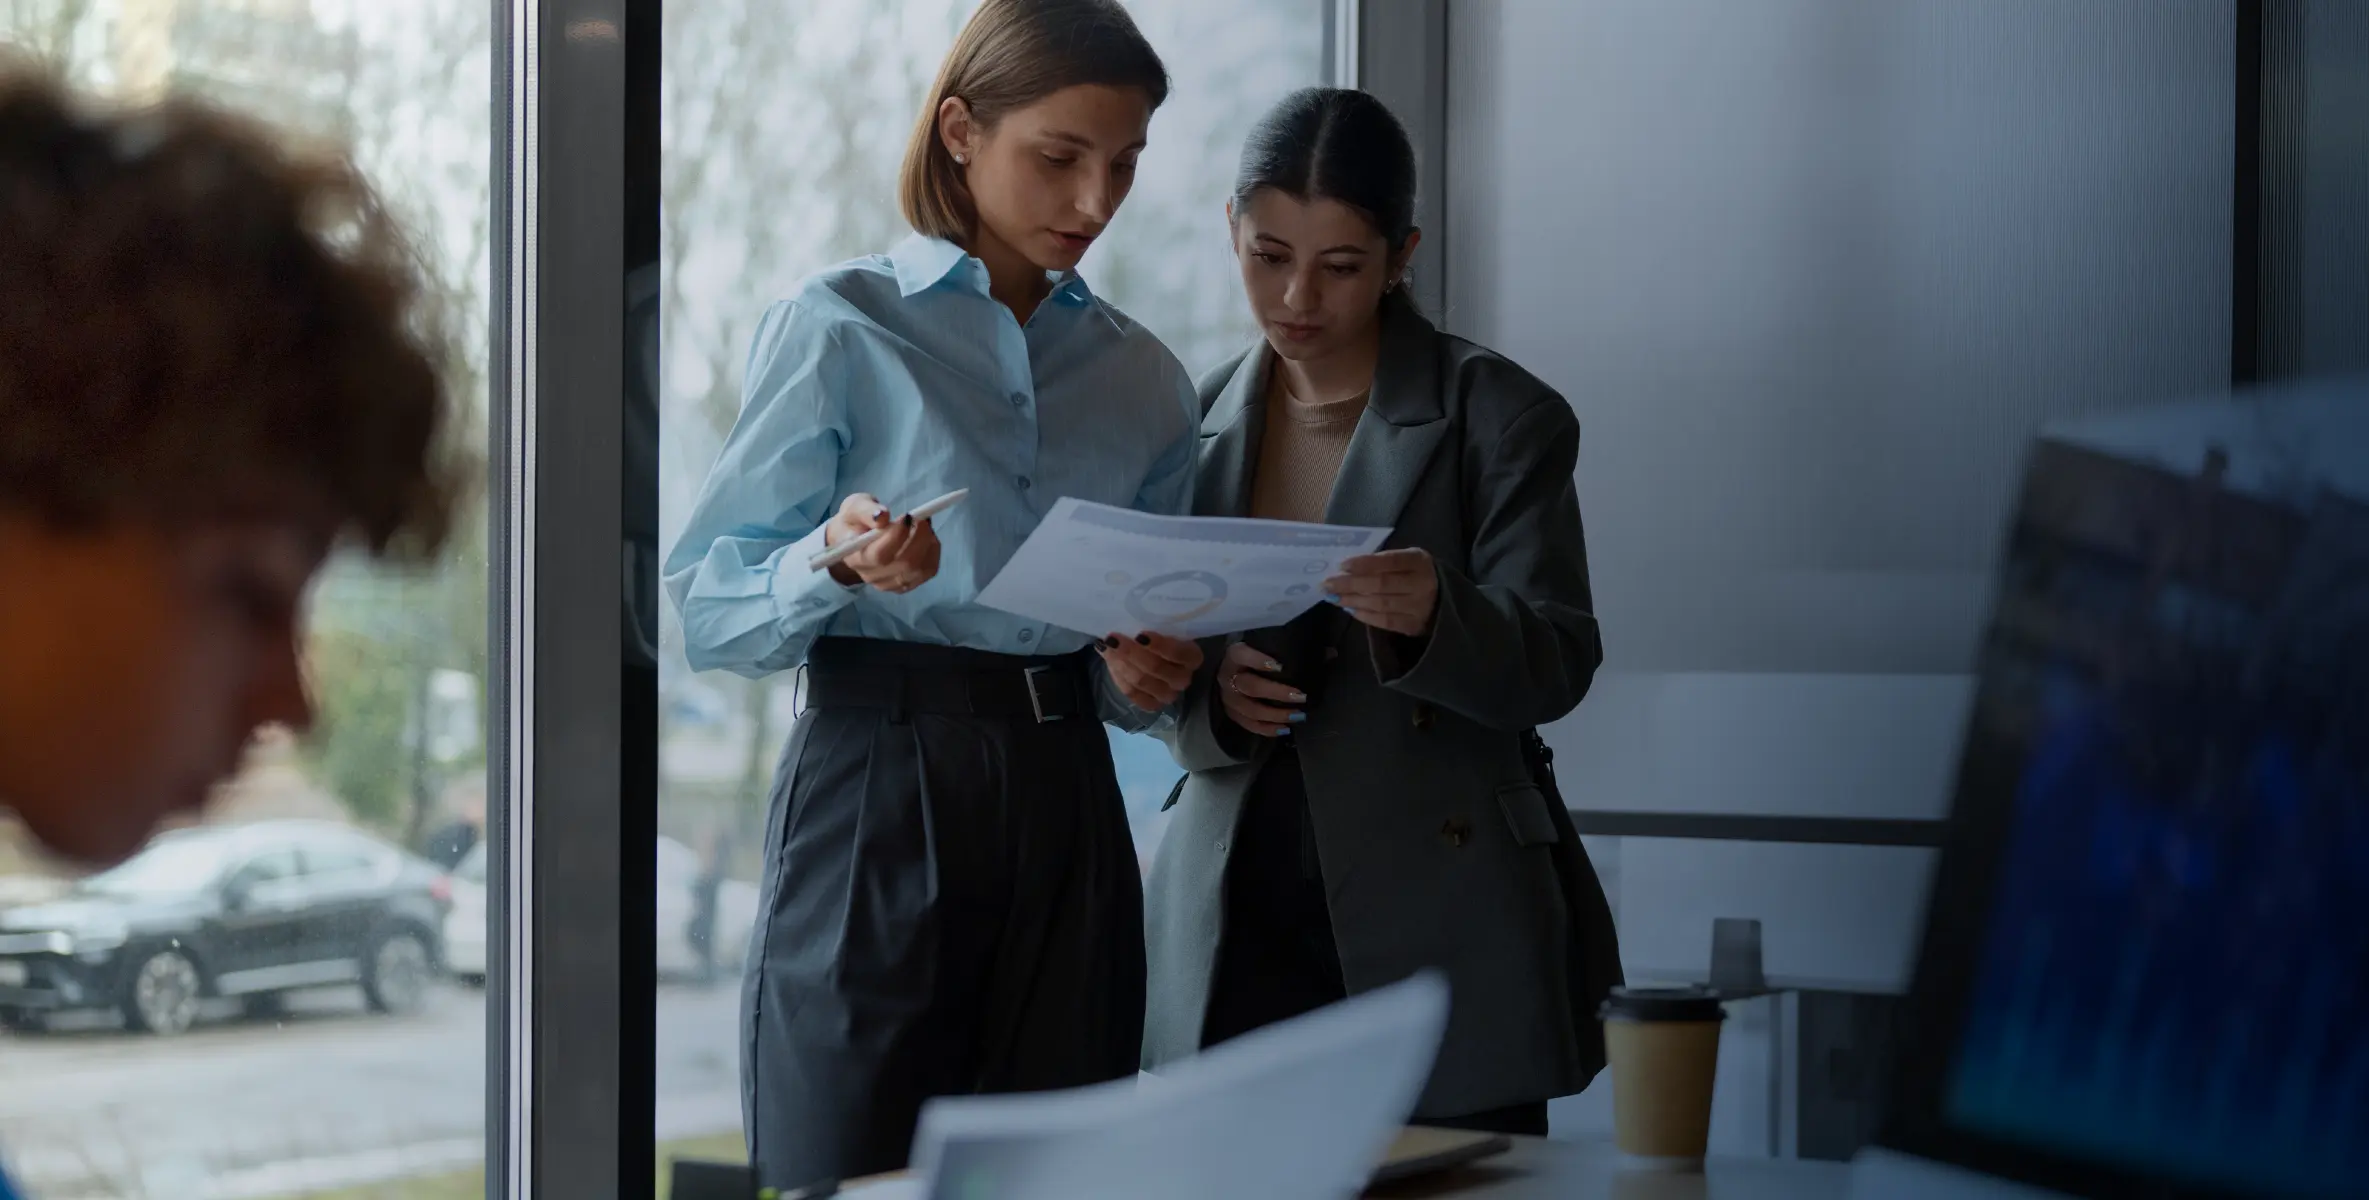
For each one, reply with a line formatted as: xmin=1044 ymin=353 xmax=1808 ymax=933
xmin=1023 ymin=664 xmax=1065 ymax=723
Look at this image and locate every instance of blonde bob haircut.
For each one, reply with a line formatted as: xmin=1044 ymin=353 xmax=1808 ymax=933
xmin=899 ymin=0 xmax=1170 ymax=243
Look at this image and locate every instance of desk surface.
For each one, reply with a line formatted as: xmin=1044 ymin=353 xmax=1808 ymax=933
xmin=1369 ymin=1137 xmax=1851 ymax=1199
xmin=847 ymin=1137 xmax=1854 ymax=1199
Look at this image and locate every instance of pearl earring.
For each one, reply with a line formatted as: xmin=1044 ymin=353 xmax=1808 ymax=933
xmin=954 ymin=153 xmax=968 ymax=165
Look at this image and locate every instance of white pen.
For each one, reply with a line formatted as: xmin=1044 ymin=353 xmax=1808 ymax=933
xmin=806 ymin=488 xmax=970 ymax=574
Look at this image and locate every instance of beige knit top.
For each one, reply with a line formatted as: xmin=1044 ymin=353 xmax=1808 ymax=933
xmin=1246 ymin=364 xmax=1370 ymax=523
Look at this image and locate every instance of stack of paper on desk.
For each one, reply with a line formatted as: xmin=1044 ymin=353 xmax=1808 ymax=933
xmin=977 ymin=498 xmax=1393 ymax=639
xmin=892 ymin=971 xmax=1450 ymax=1200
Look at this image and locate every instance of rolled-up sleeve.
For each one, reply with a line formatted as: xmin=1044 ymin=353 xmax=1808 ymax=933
xmin=662 ymin=302 xmax=860 ymax=677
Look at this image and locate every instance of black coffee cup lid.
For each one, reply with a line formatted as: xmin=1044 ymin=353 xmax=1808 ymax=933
xmin=1599 ymin=984 xmax=1725 ymax=1022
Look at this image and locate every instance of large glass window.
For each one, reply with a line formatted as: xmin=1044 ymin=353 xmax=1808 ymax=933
xmin=655 ymin=0 xmax=1325 ymax=1167
xmin=0 ymin=1 xmax=492 ymax=1195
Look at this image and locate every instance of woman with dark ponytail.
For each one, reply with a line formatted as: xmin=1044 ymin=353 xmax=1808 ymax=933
xmin=1144 ymin=87 xmax=1623 ymax=1137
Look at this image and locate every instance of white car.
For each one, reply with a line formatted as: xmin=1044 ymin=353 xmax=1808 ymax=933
xmin=442 ymin=843 xmax=489 ymax=982
xmin=442 ymin=836 xmax=760 ymax=983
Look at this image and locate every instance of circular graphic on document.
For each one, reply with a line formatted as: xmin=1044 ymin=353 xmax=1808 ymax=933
xmin=1124 ymin=570 xmax=1228 ymax=626
xmin=1284 ymin=583 xmax=1312 ymax=597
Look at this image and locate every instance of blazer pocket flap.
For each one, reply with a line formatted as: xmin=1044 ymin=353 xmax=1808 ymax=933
xmin=1495 ymin=783 xmax=1562 ymax=847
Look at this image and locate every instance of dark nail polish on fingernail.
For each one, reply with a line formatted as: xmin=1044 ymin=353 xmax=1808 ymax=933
xmin=1324 ymin=593 xmax=1342 ymax=605
xmin=1135 ymin=634 xmax=1151 ymax=646
xmin=1287 ymin=711 xmax=1306 ymax=723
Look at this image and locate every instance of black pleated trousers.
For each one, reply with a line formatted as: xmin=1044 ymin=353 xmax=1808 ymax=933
xmin=1199 ymin=741 xmax=1348 ymax=1049
xmin=739 ymin=640 xmax=1146 ymax=1192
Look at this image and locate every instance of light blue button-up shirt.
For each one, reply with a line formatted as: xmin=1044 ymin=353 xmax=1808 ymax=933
xmin=665 ymin=235 xmax=1199 ymax=679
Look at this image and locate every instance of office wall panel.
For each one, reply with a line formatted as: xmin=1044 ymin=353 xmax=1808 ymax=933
xmin=1444 ymin=6 xmax=2237 ymax=1150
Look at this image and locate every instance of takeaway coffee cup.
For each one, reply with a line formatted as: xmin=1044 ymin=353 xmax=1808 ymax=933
xmin=1600 ymin=984 xmax=1726 ymax=1170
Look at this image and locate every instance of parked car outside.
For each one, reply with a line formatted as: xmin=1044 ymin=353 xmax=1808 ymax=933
xmin=657 ymin=834 xmax=759 ymax=980
xmin=443 ymin=839 xmax=487 ymax=982
xmin=0 ymin=820 xmax=451 ymax=1036
xmin=442 ymin=835 xmax=757 ymax=985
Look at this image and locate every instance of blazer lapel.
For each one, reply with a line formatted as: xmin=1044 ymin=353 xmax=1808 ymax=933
xmin=1196 ymin=346 xmax=1270 ymax=519
xmin=1322 ymin=295 xmax=1450 ymax=532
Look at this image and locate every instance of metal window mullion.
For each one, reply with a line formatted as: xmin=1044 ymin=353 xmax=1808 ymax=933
xmin=487 ymin=0 xmax=535 ymax=1193
xmin=1353 ymin=0 xmax=1448 ymax=324
xmin=1328 ymin=0 xmax=1360 ymax=88
xmin=508 ymin=1 xmax=630 ymax=1196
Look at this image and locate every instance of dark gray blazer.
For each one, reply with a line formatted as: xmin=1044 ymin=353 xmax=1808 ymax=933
xmin=1142 ymin=296 xmax=1616 ymax=1117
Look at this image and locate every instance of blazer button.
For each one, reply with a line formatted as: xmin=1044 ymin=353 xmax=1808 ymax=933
xmin=1411 ymin=703 xmax=1434 ymax=731
xmin=1439 ymin=816 xmax=1472 ymax=848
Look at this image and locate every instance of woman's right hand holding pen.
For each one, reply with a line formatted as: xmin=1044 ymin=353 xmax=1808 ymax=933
xmin=822 ymin=492 xmax=942 ymax=592
xmin=1218 ymin=641 xmax=1306 ymax=737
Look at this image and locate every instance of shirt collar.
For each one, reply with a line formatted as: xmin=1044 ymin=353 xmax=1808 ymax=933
xmin=890 ymin=235 xmax=971 ymax=297
xmin=889 ymin=234 xmax=1114 ymax=326
xmin=1048 ymin=271 xmax=1097 ymax=309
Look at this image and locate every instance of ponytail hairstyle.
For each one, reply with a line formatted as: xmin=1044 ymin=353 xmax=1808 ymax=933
xmin=1233 ymin=86 xmax=1419 ymax=288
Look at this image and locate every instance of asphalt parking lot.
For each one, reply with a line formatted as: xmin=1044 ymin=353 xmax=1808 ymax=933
xmin=0 ymin=980 xmax=742 ymax=1198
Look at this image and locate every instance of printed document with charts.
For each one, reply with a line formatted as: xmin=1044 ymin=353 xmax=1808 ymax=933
xmin=838 ymin=972 xmax=1451 ymax=1200
xmin=977 ymin=498 xmax=1392 ymax=639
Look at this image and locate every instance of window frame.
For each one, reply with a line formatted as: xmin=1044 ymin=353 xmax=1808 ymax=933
xmin=1347 ymin=0 xmax=1450 ymax=322
xmin=488 ymin=3 xmax=1445 ymax=1195
xmin=490 ymin=0 xmax=656 ymax=1194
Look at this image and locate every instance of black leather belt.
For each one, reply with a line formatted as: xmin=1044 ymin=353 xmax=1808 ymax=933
xmin=803 ymin=642 xmax=1091 ymax=724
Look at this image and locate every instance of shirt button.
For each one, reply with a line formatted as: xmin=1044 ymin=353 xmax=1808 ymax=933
xmin=1018 ymin=628 xmax=1035 ymax=644
xmin=1016 ymin=475 xmax=1032 ymax=491
xmin=1009 ymin=392 xmax=1028 ymax=408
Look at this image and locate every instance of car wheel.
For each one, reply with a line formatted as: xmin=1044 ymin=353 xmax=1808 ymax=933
xmin=363 ymin=928 xmax=432 ymax=1015
xmin=122 ymin=948 xmax=204 ymax=1036
xmin=0 ymin=1008 xmax=44 ymax=1034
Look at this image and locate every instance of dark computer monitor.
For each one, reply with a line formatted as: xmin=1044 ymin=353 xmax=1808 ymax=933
xmin=1878 ymin=379 xmax=2369 ymax=1199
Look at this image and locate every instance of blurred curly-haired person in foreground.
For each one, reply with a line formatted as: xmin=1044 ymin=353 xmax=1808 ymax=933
xmin=0 ymin=60 xmax=462 ymax=872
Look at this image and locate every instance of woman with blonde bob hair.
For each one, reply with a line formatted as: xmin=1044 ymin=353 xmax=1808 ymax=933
xmin=664 ymin=0 xmax=1205 ymax=1188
